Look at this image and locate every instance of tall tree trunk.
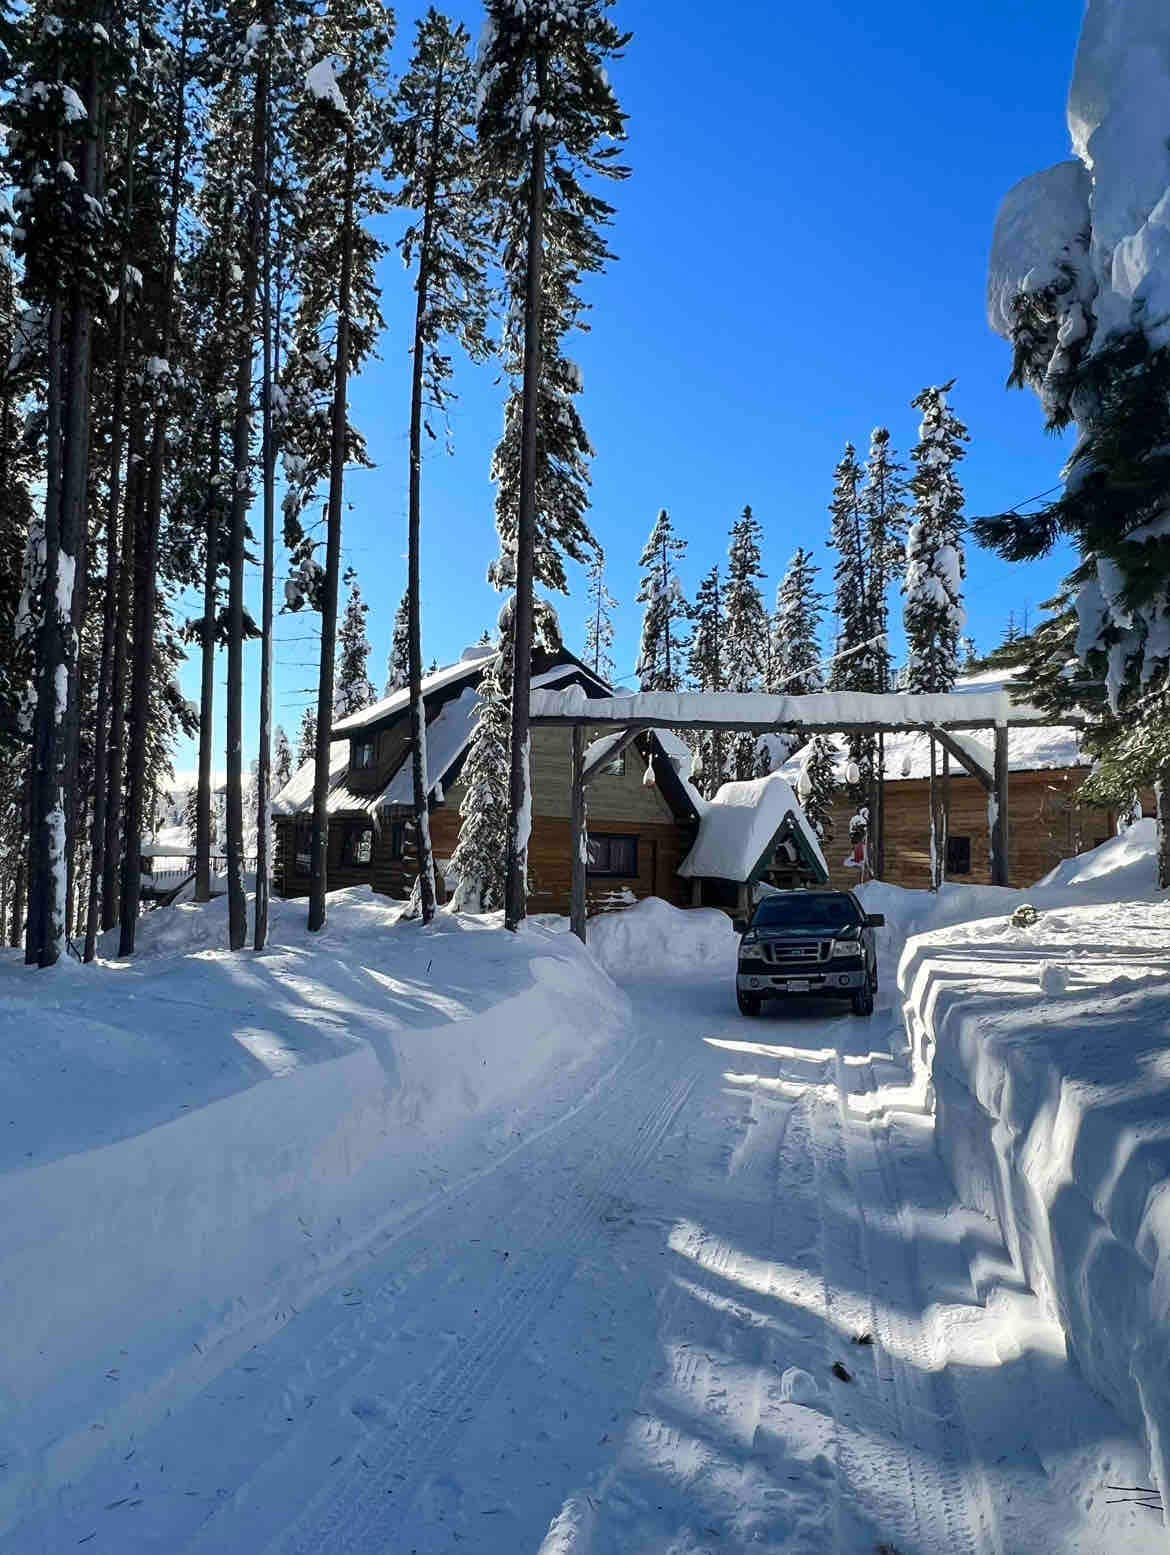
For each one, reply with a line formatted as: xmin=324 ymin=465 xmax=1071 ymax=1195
xmin=406 ymin=73 xmax=445 ymax=927
xmin=307 ymin=130 xmax=356 ymax=934
xmin=225 ymin=39 xmax=269 ymax=950
xmin=10 ymin=860 xmax=25 ymax=948
xmin=254 ymin=92 xmax=276 ymax=951
xmin=84 ymin=92 xmax=136 ymax=962
xmin=503 ymin=90 xmax=546 ymax=934
xmin=194 ymin=412 xmax=220 ymax=903
xmin=102 ymin=397 xmax=144 ymax=929
xmin=119 ymin=4 xmax=191 ymax=955
xmin=1156 ymin=768 xmax=1170 ymax=890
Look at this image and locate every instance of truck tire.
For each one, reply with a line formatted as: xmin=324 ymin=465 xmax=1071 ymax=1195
xmin=851 ymin=987 xmax=874 ymax=1017
xmin=737 ymin=989 xmax=762 ymax=1017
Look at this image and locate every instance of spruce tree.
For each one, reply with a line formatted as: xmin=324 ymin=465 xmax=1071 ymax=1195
xmin=826 ymin=444 xmax=879 ymax=797
xmin=334 ymin=577 xmax=376 ymax=718
xmin=295 ymin=704 xmax=317 ymax=769
xmin=449 ymin=629 xmax=511 ymax=913
xmin=477 ymin=0 xmax=629 ymax=931
xmin=688 ymin=564 xmax=725 ymax=796
xmin=771 ymin=547 xmax=823 ymax=696
xmin=905 ymin=381 xmax=969 ymax=889
xmin=863 ymin=427 xmax=907 ymax=695
xmin=584 ymin=549 xmax=617 ymax=683
xmin=724 ymin=505 xmax=768 ymax=779
xmin=273 ymin=724 xmax=293 ymax=791
xmin=385 ymin=591 xmax=410 ymax=696
xmin=635 ymin=509 xmax=690 ymax=692
xmin=393 ymin=7 xmax=492 ymax=924
xmin=797 ymin=735 xmax=837 ymax=844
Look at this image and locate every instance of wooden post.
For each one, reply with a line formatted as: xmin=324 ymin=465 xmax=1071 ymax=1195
xmin=991 ymin=723 xmax=1010 ymax=887
xmin=570 ymin=725 xmax=587 ymax=943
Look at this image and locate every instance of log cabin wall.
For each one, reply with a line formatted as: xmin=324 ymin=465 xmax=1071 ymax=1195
xmin=821 ymin=767 xmax=1116 ymax=891
xmin=274 ymin=812 xmax=378 ymax=898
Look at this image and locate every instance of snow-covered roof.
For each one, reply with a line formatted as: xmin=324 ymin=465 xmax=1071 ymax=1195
xmin=679 ymin=772 xmax=827 ymax=884
xmin=271 ymin=739 xmax=350 ymax=817
xmin=779 ymin=673 xmax=1086 ymax=784
xmin=378 ymin=688 xmax=478 ymax=809
xmin=332 ymin=659 xmax=484 ymax=736
xmin=530 ymin=684 xmax=1054 ymax=730
xmin=651 ymin=729 xmax=708 ymax=817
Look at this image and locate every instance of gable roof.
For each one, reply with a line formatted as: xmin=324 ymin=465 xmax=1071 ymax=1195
xmin=271 ymin=738 xmax=351 ymax=817
xmin=332 ymin=648 xmax=494 ymax=736
xmin=679 ymin=772 xmax=828 ymax=884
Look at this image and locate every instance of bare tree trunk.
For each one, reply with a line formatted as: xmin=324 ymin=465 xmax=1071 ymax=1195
xmin=225 ymin=37 xmax=269 ymax=951
xmin=308 ymin=130 xmax=356 ymax=935
xmin=10 ymin=860 xmax=25 ymax=948
xmin=503 ymin=82 xmax=546 ymax=934
xmin=254 ymin=87 xmax=276 ymax=951
xmin=102 ymin=398 xmax=143 ymax=929
xmin=405 ymin=72 xmax=445 ymax=927
xmin=119 ymin=3 xmax=191 ymax=955
xmin=1156 ymin=768 xmax=1170 ymax=891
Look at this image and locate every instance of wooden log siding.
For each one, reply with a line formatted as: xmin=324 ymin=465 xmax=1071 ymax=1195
xmin=821 ymin=767 xmax=1116 ymax=892
xmin=274 ymin=814 xmax=376 ymax=898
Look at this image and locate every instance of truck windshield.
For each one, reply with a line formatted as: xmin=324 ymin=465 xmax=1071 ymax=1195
xmin=752 ymin=894 xmax=861 ymax=931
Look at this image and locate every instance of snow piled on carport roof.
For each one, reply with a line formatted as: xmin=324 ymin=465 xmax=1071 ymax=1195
xmin=679 ymin=771 xmax=826 ymax=883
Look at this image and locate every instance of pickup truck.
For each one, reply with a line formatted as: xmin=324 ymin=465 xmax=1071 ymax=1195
xmin=733 ymin=889 xmax=884 ymax=1017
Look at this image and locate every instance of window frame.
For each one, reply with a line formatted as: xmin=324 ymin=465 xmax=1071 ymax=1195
xmin=352 ymin=737 xmax=377 ymax=771
xmin=586 ymin=831 xmax=639 ymax=879
xmin=342 ymin=824 xmax=374 ymax=868
xmin=388 ymin=820 xmax=406 ymax=861
xmin=294 ymin=823 xmax=312 ymax=875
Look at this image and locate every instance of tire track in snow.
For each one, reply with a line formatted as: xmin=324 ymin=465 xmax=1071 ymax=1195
xmin=259 ymin=1056 xmax=700 ymax=1555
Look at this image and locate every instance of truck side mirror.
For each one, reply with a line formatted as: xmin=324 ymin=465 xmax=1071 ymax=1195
xmin=732 ymin=918 xmax=747 ymax=935
xmin=866 ymin=913 xmax=885 ymax=928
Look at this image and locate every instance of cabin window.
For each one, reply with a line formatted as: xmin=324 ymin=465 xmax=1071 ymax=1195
xmin=388 ymin=821 xmax=406 ymax=860
xmin=352 ymin=738 xmax=376 ymax=771
xmin=586 ymin=832 xmax=638 ymax=877
xmin=295 ymin=824 xmax=311 ymax=874
xmin=342 ymin=825 xmax=374 ymax=867
xmin=946 ymin=835 xmax=972 ymax=875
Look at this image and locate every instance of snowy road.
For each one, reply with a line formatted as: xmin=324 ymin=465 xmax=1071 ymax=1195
xmin=11 ymin=968 xmax=1162 ymax=1554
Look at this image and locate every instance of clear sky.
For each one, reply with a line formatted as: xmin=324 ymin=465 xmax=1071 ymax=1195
xmin=172 ymin=0 xmax=1083 ymax=780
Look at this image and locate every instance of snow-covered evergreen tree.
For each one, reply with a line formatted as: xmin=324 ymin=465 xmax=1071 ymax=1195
xmin=635 ymin=509 xmax=690 ymax=692
xmin=771 ymin=548 xmax=824 ymax=696
xmin=273 ymin=725 xmax=293 ymax=792
xmin=296 ymin=706 xmax=317 ymax=770
xmin=450 ymin=627 xmax=512 ymax=914
xmin=905 ymin=381 xmax=969 ymax=889
xmin=334 ymin=579 xmax=375 ymax=719
xmin=584 ymin=550 xmax=617 ymax=683
xmin=798 ymin=736 xmax=838 ymax=844
xmin=724 ymin=505 xmax=767 ymax=779
xmin=863 ymin=427 xmax=907 ymax=696
xmin=384 ymin=593 xmax=410 ymax=697
xmin=688 ymin=564 xmax=725 ymax=796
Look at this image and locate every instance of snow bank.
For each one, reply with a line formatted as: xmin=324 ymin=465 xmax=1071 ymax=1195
xmin=587 ymin=895 xmax=736 ymax=977
xmin=0 ymin=893 xmax=631 ymax=1533
xmin=894 ymin=822 xmax=1170 ymax=1497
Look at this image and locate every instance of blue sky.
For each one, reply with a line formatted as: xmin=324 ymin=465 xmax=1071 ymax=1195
xmin=173 ymin=0 xmax=1082 ymax=778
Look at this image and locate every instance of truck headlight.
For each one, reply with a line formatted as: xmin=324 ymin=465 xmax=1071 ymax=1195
xmin=830 ymin=938 xmax=862 ymax=959
xmin=741 ymin=930 xmax=759 ymax=946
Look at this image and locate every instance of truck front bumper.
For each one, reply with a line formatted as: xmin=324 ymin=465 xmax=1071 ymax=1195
xmin=736 ymin=966 xmax=867 ymax=996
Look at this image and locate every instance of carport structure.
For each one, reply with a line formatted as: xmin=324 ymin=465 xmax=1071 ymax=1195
xmin=529 ymin=684 xmax=1084 ymax=942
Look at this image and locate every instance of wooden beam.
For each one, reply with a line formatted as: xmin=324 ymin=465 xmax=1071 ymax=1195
xmin=532 ymin=712 xmax=1081 ymax=736
xmin=990 ymin=724 xmax=1010 ymax=888
xmin=570 ymin=725 xmax=587 ymax=943
xmin=930 ymin=726 xmax=993 ymax=793
xmin=580 ymin=724 xmax=649 ymax=787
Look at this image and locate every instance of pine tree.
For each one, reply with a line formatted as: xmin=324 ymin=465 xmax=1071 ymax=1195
xmin=449 ymin=631 xmax=511 ymax=913
xmin=334 ymin=577 xmax=375 ymax=719
xmin=688 ymin=564 xmax=725 ymax=796
xmin=724 ymin=505 xmax=768 ymax=779
xmin=295 ymin=705 xmax=317 ymax=769
xmin=583 ymin=549 xmax=617 ymax=683
xmin=384 ymin=591 xmax=410 ymax=696
xmin=281 ymin=0 xmax=391 ymax=934
xmin=635 ymin=509 xmax=690 ymax=692
xmin=477 ymin=0 xmax=629 ymax=931
xmin=797 ymin=735 xmax=837 ymax=844
xmin=862 ymin=427 xmax=907 ymax=697
xmin=184 ymin=785 xmax=198 ymax=851
xmin=905 ymin=381 xmax=969 ymax=889
xmin=393 ymin=7 xmax=493 ymax=925
xmin=771 ymin=547 xmax=823 ymax=696
xmin=273 ymin=725 xmax=293 ymax=791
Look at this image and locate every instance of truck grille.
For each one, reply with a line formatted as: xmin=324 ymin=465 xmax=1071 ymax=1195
xmin=761 ymin=940 xmax=829 ymax=968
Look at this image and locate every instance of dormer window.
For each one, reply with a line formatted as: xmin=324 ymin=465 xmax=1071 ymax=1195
xmin=352 ymin=738 xmax=376 ymax=771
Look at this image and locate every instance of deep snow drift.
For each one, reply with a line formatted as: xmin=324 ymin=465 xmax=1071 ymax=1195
xmin=891 ymin=821 xmax=1170 ymax=1505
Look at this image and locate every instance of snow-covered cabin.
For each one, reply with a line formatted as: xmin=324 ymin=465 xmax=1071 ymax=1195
xmin=678 ymin=772 xmax=829 ymax=914
xmin=780 ymin=669 xmax=1127 ymax=890
xmin=271 ymin=646 xmax=707 ymax=914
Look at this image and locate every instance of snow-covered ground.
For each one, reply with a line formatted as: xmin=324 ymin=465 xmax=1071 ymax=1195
xmin=2 ymin=852 xmax=1167 ymax=1552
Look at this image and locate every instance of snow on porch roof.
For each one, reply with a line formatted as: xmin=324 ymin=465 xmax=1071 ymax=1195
xmin=679 ymin=772 xmax=828 ymax=885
